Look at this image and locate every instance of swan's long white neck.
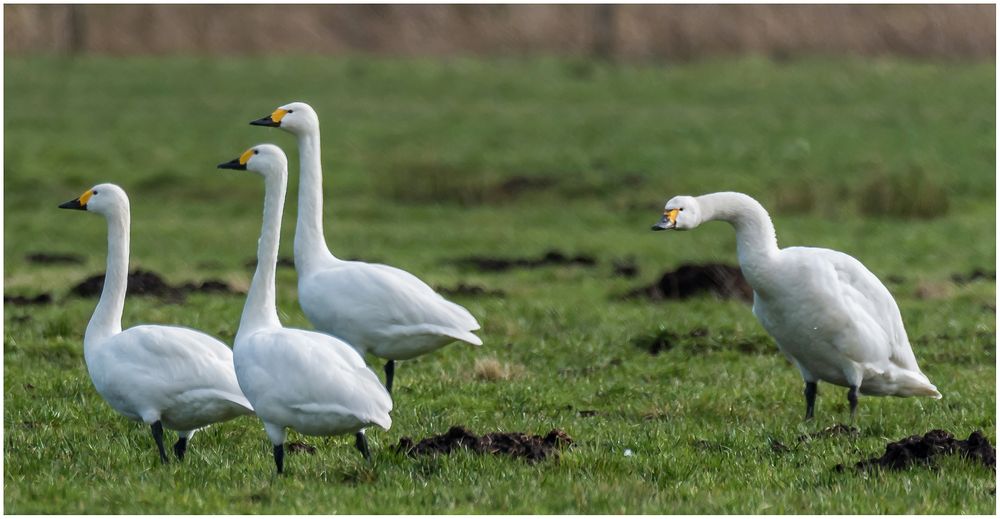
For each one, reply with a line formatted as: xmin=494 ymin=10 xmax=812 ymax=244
xmin=697 ymin=192 xmax=780 ymax=285
xmin=238 ymin=170 xmax=286 ymax=340
xmin=294 ymin=128 xmax=337 ymax=273
xmin=85 ymin=208 xmax=129 ymax=346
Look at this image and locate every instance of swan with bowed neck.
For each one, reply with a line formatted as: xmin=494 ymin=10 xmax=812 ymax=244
xmin=250 ymin=101 xmax=482 ymax=394
xmin=652 ymin=191 xmax=941 ymax=421
xmin=219 ymin=144 xmax=392 ymax=475
xmin=57 ymin=184 xmax=253 ymax=464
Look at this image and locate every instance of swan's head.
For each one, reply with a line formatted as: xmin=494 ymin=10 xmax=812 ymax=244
xmin=217 ymin=143 xmax=287 ymax=177
xmin=249 ymin=101 xmax=318 ymax=135
xmin=58 ymin=183 xmax=129 ymax=216
xmin=652 ymin=195 xmax=701 ymax=231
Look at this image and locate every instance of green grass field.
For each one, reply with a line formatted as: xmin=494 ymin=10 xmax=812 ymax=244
xmin=4 ymin=55 xmax=995 ymax=514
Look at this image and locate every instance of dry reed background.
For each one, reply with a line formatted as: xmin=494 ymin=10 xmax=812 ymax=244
xmin=4 ymin=4 xmax=995 ymax=60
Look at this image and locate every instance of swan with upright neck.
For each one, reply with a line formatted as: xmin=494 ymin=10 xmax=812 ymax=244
xmin=57 ymin=184 xmax=253 ymax=464
xmin=652 ymin=191 xmax=941 ymax=421
xmin=219 ymin=144 xmax=392 ymax=475
xmin=250 ymin=102 xmax=482 ymax=394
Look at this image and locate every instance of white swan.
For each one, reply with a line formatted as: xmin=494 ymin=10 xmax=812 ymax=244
xmin=219 ymin=144 xmax=392 ymax=475
xmin=249 ymin=102 xmax=482 ymax=393
xmin=57 ymin=184 xmax=254 ymax=464
xmin=651 ymin=191 xmax=941 ymax=421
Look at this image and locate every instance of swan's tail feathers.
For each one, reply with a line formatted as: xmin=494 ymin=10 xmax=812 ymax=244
xmin=897 ymin=370 xmax=942 ymax=399
xmin=447 ymin=328 xmax=483 ymax=346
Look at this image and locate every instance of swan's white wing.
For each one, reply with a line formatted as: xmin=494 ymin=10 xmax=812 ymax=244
xmin=234 ymin=327 xmax=392 ymax=430
xmin=300 ymin=261 xmax=482 ymax=344
xmin=783 ymin=247 xmax=919 ymax=371
xmin=89 ymin=325 xmax=253 ymax=418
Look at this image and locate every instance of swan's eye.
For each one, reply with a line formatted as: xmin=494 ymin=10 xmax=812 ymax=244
xmin=287 ymin=110 xmax=294 ymax=114
xmin=92 ymin=190 xmax=98 ymax=195
xmin=253 ymin=150 xmax=259 ymax=155
xmin=679 ymin=208 xmax=684 ymax=211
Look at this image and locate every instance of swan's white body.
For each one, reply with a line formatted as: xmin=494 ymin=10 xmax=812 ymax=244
xmin=60 ymin=183 xmax=252 ymax=461
xmin=252 ymin=102 xmax=481 ymax=366
xmin=223 ymin=145 xmax=391 ymax=473
xmin=87 ymin=325 xmax=253 ymax=431
xmin=654 ymin=192 xmax=940 ymax=415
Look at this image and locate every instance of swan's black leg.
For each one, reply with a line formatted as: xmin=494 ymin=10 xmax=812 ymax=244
xmin=355 ymin=431 xmax=372 ymax=463
xmin=384 ymin=360 xmax=396 ymax=394
xmin=274 ymin=443 xmax=285 ymax=474
xmin=847 ymin=385 xmax=859 ymax=424
xmin=173 ymin=437 xmax=188 ymax=461
xmin=804 ymin=381 xmax=818 ymax=420
xmin=151 ymin=421 xmax=169 ymax=464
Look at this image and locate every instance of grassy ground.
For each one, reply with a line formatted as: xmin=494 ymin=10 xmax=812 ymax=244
xmin=4 ymin=55 xmax=995 ymax=514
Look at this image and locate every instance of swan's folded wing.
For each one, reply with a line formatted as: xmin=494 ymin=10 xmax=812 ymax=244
xmin=824 ymin=251 xmax=921 ymax=371
xmin=309 ymin=262 xmax=481 ymax=335
xmin=104 ymin=325 xmax=251 ymax=409
xmin=237 ymin=328 xmax=392 ymax=427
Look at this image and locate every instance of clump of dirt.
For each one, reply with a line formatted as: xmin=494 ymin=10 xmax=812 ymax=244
xmin=435 ymin=283 xmax=506 ymax=298
xmin=286 ymin=441 xmax=317 ymax=455
xmin=612 ymin=256 xmax=640 ymax=278
xmin=632 ymin=327 xmax=708 ymax=355
xmin=69 ymin=269 xmax=242 ymax=301
xmin=797 ymin=424 xmax=859 ymax=442
xmin=493 ymin=175 xmax=558 ymax=199
xmin=396 ymin=425 xmax=573 ymax=463
xmin=26 ymin=251 xmax=84 ymax=265
xmin=622 ymin=263 xmax=753 ymax=302
xmin=4 ymin=293 xmax=52 ymax=305
xmin=455 ymin=250 xmax=597 ymax=272
xmin=770 ymin=439 xmax=791 ymax=454
xmin=838 ymin=430 xmax=995 ymax=472
xmin=951 ymin=269 xmax=996 ymax=285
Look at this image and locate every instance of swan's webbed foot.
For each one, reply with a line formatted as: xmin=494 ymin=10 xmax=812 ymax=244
xmin=804 ymin=381 xmax=818 ymax=420
xmin=355 ymin=431 xmax=372 ymax=463
xmin=151 ymin=421 xmax=169 ymax=464
xmin=173 ymin=437 xmax=187 ymax=461
xmin=273 ymin=443 xmax=285 ymax=474
xmin=384 ymin=360 xmax=396 ymax=394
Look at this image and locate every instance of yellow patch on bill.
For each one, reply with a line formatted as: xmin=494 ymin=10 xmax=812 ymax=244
xmin=666 ymin=208 xmax=679 ymax=224
xmin=271 ymin=108 xmax=288 ymax=123
xmin=79 ymin=189 xmax=94 ymax=206
xmin=239 ymin=148 xmax=255 ymax=165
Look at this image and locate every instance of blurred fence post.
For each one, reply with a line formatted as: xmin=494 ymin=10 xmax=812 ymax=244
xmin=68 ymin=4 xmax=86 ymax=54
xmin=592 ymin=4 xmax=616 ymax=60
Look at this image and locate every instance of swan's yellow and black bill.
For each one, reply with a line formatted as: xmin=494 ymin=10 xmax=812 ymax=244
xmin=651 ymin=209 xmax=679 ymax=231
xmin=218 ymin=148 xmax=254 ymax=170
xmin=249 ymin=108 xmax=287 ymax=127
xmin=58 ymin=189 xmax=92 ymax=210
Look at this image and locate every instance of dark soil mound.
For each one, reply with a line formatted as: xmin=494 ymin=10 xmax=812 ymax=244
xmin=26 ymin=251 xmax=84 ymax=265
xmin=632 ymin=327 xmax=708 ymax=355
xmin=623 ymin=263 xmax=752 ymax=302
xmin=4 ymin=293 xmax=53 ymax=305
xmin=839 ymin=429 xmax=995 ymax=472
xmin=455 ymin=250 xmax=597 ymax=272
xmin=435 ymin=283 xmax=506 ymax=298
xmin=612 ymin=256 xmax=640 ymax=278
xmin=951 ymin=269 xmax=996 ymax=285
xmin=286 ymin=441 xmax=317 ymax=455
xmin=396 ymin=425 xmax=573 ymax=463
xmin=70 ymin=269 xmax=241 ymax=301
